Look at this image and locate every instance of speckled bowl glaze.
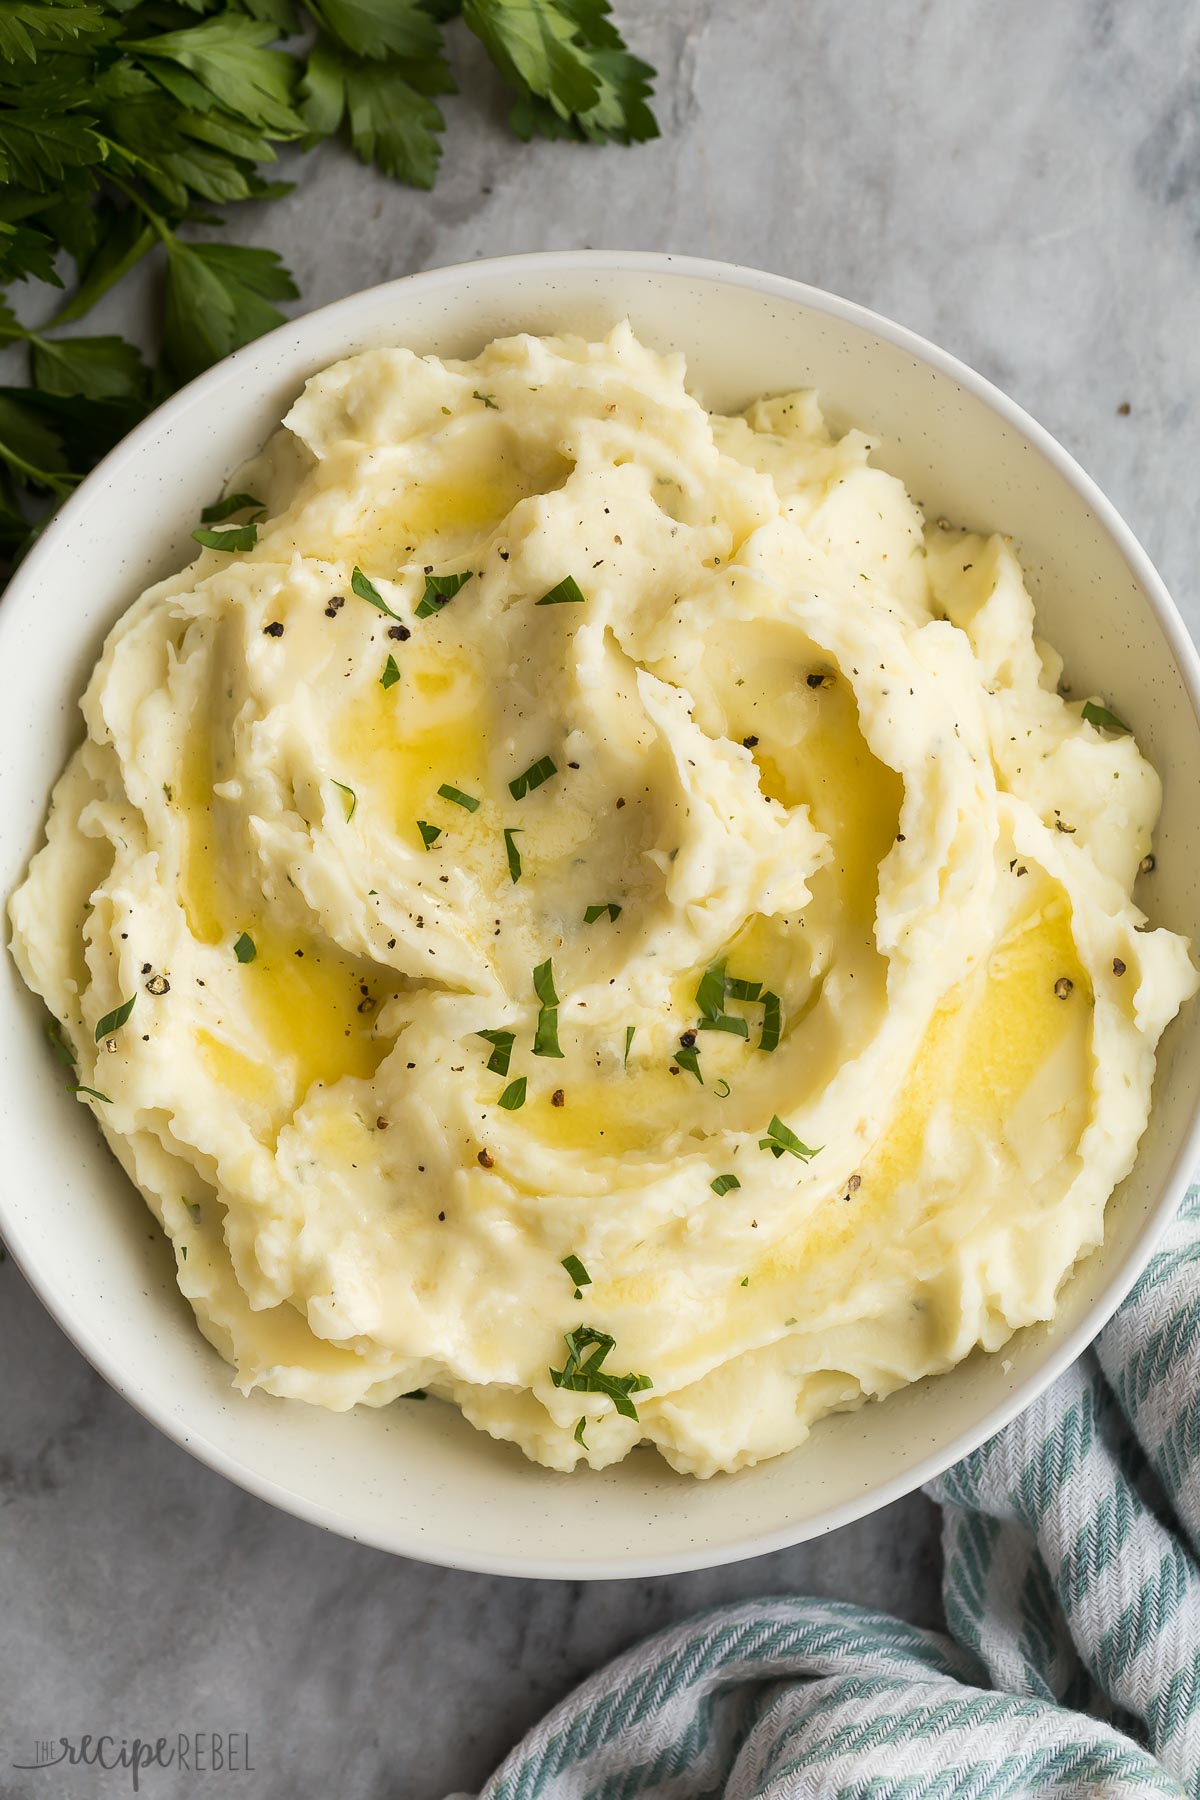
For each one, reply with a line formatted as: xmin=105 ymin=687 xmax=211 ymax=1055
xmin=2 ymin=253 xmax=1199 ymax=1578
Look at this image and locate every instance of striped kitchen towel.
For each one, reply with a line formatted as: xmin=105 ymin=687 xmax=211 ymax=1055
xmin=461 ymin=1184 xmax=1200 ymax=1798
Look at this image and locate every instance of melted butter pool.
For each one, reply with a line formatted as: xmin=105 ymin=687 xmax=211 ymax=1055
xmin=333 ymin=644 xmax=492 ymax=844
xmin=175 ymin=714 xmax=388 ymax=1117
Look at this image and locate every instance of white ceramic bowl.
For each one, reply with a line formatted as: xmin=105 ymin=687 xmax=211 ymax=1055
xmin=3 ymin=252 xmax=1199 ymax=1578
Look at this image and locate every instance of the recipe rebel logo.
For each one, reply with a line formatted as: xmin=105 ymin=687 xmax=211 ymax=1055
xmin=10 ymin=1732 xmax=254 ymax=1791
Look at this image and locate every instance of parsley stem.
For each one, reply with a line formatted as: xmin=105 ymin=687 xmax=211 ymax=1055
xmin=106 ymin=172 xmax=177 ymax=248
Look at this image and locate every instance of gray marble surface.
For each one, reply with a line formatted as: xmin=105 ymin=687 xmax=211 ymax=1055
xmin=3 ymin=1 xmax=1199 ymax=1795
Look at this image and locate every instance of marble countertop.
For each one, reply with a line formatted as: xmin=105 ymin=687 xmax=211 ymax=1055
xmin=3 ymin=2 xmax=1198 ymax=1794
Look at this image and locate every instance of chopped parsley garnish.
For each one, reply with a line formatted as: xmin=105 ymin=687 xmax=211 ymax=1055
xmin=674 ymin=1040 xmax=703 ymax=1083
xmin=416 ymin=571 xmax=473 ymax=619
xmin=740 ymin=1276 xmax=749 ymax=1288
xmin=561 ymin=1253 xmax=591 ymax=1297
xmin=759 ymin=991 xmax=782 ymax=1052
xmin=695 ymin=960 xmax=727 ymax=1021
xmin=574 ymin=1416 xmax=588 ymax=1447
xmin=727 ymin=975 xmax=763 ymax=1002
xmin=696 ymin=959 xmax=775 ymax=1041
xmin=536 ymin=576 xmax=586 ymax=607
xmin=1082 ymin=700 xmax=1131 ymax=735
xmin=438 ymin=784 xmax=480 ymax=812
xmin=624 ymin=1025 xmax=636 ymax=1066
xmin=233 ymin=933 xmax=256 ymax=964
xmin=698 ymin=1013 xmax=748 ymax=1037
xmin=417 ymin=819 xmax=441 ymax=850
xmin=713 ymin=1079 xmax=731 ymax=1099
xmin=331 ymin=780 xmax=357 ymax=821
xmin=380 ymin=655 xmax=402 ymax=690
xmin=759 ymin=1115 xmax=820 ymax=1161
xmin=476 ymin=1029 xmax=515 ymax=1076
xmin=503 ymin=827 xmax=523 ymax=883
xmin=550 ymin=1326 xmax=652 ymax=1421
xmin=352 ymin=565 xmax=403 ymax=621
xmin=474 ymin=390 xmax=499 ymax=409
xmin=498 ymin=1075 xmax=527 ymax=1111
xmin=533 ymin=958 xmax=564 ymax=1059
xmin=192 ymin=522 xmax=259 ymax=552
xmin=583 ymin=902 xmax=622 ymax=923
xmin=200 ymin=493 xmax=264 ymax=523
xmin=711 ymin=1173 xmax=741 ymax=1196
xmin=69 ymin=1084 xmax=112 ymax=1103
xmin=509 ymin=755 xmax=557 ymax=799
xmin=95 ymin=996 xmax=135 ymax=1042
xmin=46 ymin=1020 xmax=75 ymax=1068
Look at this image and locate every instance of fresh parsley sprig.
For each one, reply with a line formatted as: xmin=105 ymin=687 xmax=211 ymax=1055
xmin=0 ymin=0 xmax=657 ymax=573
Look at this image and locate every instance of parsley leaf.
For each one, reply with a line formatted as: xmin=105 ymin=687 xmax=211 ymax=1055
xmin=200 ymin=492 xmax=264 ymax=523
xmin=561 ymin=1252 xmax=590 ymax=1294
xmin=95 ymin=994 xmax=135 ymax=1040
xmin=437 ymin=783 xmax=480 ymax=811
xmin=163 ymin=239 xmax=298 ymax=385
xmin=503 ymin=826 xmax=523 ymax=883
xmin=476 ymin=1027 xmax=514 ymax=1075
xmin=192 ymin=521 xmax=258 ymax=551
xmin=416 ymin=818 xmax=441 ymax=849
xmin=697 ymin=1013 xmax=748 ymax=1037
xmin=726 ymin=975 xmax=763 ymax=1002
xmin=352 ymin=564 xmax=403 ymax=620
xmin=536 ymin=574 xmax=585 ymax=606
xmin=759 ymin=991 xmax=782 ymax=1052
xmin=463 ymin=0 xmax=657 ymax=145
xmin=124 ymin=16 xmax=306 ymax=136
xmin=759 ymin=1115 xmax=819 ymax=1161
xmin=233 ymin=931 xmax=256 ymax=963
xmin=583 ymin=901 xmax=620 ymax=923
xmin=695 ymin=960 xmax=726 ymax=1021
xmin=331 ymin=779 xmax=357 ymax=820
xmin=306 ymin=0 xmax=443 ymax=61
xmin=300 ymin=44 xmax=447 ymax=188
xmin=0 ymin=3 xmax=108 ymax=65
xmin=28 ymin=333 xmax=149 ymax=403
xmin=509 ymin=755 xmax=556 ymax=798
xmin=498 ymin=1074 xmax=526 ymax=1110
xmin=380 ymin=653 xmax=401 ymax=689
xmin=1082 ymin=699 xmax=1130 ymax=736
xmin=549 ymin=1324 xmax=651 ymax=1421
xmin=416 ymin=569 xmax=473 ymax=618
xmin=711 ymin=1173 xmax=740 ymax=1196
xmin=532 ymin=956 xmax=564 ymax=1058
xmin=694 ymin=959 xmax=772 ymax=1041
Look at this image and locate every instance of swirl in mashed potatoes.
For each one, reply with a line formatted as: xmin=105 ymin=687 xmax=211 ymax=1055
xmin=9 ymin=325 xmax=1196 ymax=1475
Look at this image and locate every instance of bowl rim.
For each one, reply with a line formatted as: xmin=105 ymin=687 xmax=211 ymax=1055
xmin=5 ymin=246 xmax=1200 ymax=1580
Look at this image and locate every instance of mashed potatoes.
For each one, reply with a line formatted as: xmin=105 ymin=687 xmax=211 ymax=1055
xmin=9 ymin=325 xmax=1196 ymax=1475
